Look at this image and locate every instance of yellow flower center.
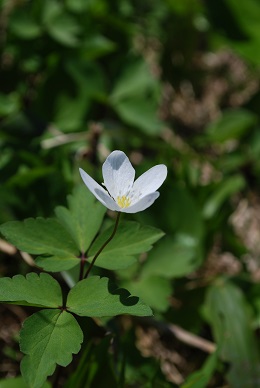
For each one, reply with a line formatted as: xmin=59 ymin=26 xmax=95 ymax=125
xmin=116 ymin=195 xmax=131 ymax=208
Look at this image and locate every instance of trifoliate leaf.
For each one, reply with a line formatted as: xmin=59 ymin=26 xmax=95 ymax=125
xmin=20 ymin=309 xmax=83 ymax=388
xmin=55 ymin=185 xmax=106 ymax=253
xmin=67 ymin=276 xmax=152 ymax=317
xmin=88 ymin=221 xmax=164 ymax=270
xmin=0 ymin=273 xmax=62 ymax=308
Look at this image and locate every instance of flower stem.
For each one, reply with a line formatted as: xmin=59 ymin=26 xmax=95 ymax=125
xmin=79 ymin=253 xmax=86 ymax=281
xmin=84 ymin=212 xmax=121 ymax=279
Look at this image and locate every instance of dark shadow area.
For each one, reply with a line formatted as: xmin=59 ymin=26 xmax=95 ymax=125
xmin=107 ymin=278 xmax=139 ymax=306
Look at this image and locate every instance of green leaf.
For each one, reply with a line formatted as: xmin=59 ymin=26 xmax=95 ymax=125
xmin=123 ymin=275 xmax=172 ymax=312
xmin=204 ymin=279 xmax=260 ymax=387
xmin=0 ymin=273 xmax=62 ymax=308
xmin=0 ymin=376 xmax=51 ymax=388
xmin=111 ymin=60 xmax=158 ymax=102
xmin=67 ymin=276 xmax=152 ymax=317
xmin=53 ymin=61 xmax=105 ymax=132
xmin=20 ymin=309 xmax=83 ymax=388
xmin=82 ymin=35 xmax=116 ymax=60
xmin=0 ymin=93 xmax=20 ymax=117
xmin=65 ymin=0 xmax=90 ymax=12
xmin=66 ymin=336 xmax=118 ymax=388
xmin=142 ymin=236 xmax=201 ymax=279
xmin=203 ymin=175 xmax=245 ymax=219
xmin=0 ymin=218 xmax=78 ymax=256
xmin=88 ymin=221 xmax=164 ymax=270
xmin=181 ymin=351 xmax=218 ymax=388
xmin=43 ymin=1 xmax=80 ymax=47
xmin=113 ymin=97 xmax=162 ymax=135
xmin=205 ymin=109 xmax=257 ymax=143
xmin=9 ymin=12 xmax=42 ymax=40
xmin=0 ymin=218 xmax=79 ymax=272
xmin=35 ymin=256 xmax=80 ymax=272
xmin=225 ymin=0 xmax=260 ymax=38
xmin=110 ymin=59 xmax=162 ymax=135
xmin=156 ymin=185 xmax=204 ymax=241
xmin=55 ymin=185 xmax=106 ymax=253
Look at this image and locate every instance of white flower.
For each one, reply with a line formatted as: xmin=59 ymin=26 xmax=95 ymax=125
xmin=79 ymin=150 xmax=167 ymax=213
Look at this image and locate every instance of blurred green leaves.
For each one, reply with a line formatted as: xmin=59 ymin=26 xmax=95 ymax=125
xmin=205 ymin=109 xmax=257 ymax=143
xmin=110 ymin=60 xmax=162 ymax=135
xmin=204 ymin=279 xmax=260 ymax=387
xmin=142 ymin=236 xmax=199 ymax=278
xmin=43 ymin=1 xmax=81 ymax=47
xmin=203 ymin=175 xmax=245 ymax=219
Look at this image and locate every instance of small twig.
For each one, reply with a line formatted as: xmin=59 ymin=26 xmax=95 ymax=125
xmin=84 ymin=212 xmax=121 ymax=279
xmin=41 ymin=127 xmax=88 ymax=149
xmin=0 ymin=239 xmax=17 ymax=255
xmin=139 ymin=317 xmax=216 ymax=354
xmin=169 ymin=323 xmax=216 ymax=353
xmin=20 ymin=251 xmax=36 ymax=267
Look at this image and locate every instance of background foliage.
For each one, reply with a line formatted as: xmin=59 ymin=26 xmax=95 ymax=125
xmin=1 ymin=0 xmax=260 ymax=386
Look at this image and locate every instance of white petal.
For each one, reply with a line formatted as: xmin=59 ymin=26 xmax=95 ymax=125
xmin=121 ymin=192 xmax=160 ymax=213
xmin=79 ymin=168 xmax=120 ymax=211
xmin=102 ymin=150 xmax=135 ymax=199
xmin=132 ymin=165 xmax=167 ymax=197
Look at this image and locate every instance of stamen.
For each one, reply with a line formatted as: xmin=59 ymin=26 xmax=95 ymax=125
xmin=116 ymin=195 xmax=131 ymax=208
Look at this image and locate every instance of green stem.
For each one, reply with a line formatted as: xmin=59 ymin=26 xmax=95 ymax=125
xmin=84 ymin=212 xmax=121 ymax=279
xmin=79 ymin=253 xmax=86 ymax=281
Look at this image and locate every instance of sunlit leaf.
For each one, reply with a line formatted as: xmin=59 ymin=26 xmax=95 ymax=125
xmin=0 ymin=218 xmax=78 ymax=257
xmin=55 ymin=185 xmax=106 ymax=253
xmin=67 ymin=276 xmax=152 ymax=317
xmin=0 ymin=218 xmax=80 ymax=272
xmin=88 ymin=221 xmax=164 ymax=270
xmin=20 ymin=309 xmax=83 ymax=388
xmin=0 ymin=376 xmax=51 ymax=388
xmin=0 ymin=273 xmax=62 ymax=308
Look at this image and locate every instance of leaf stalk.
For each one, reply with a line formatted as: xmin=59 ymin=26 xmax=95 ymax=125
xmin=84 ymin=212 xmax=121 ymax=279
